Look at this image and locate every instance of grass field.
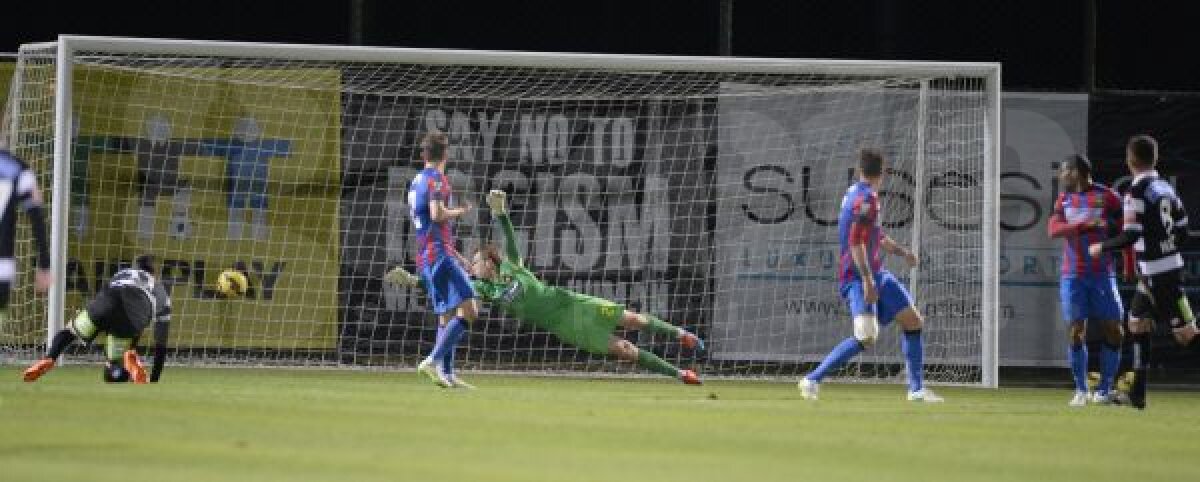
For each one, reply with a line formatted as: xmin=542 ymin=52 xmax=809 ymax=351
xmin=1 ymin=366 xmax=1196 ymax=482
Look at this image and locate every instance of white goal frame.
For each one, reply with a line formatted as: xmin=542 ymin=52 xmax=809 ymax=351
xmin=23 ymin=35 xmax=1001 ymax=387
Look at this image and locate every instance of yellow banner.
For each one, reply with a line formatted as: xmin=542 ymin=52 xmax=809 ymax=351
xmin=66 ymin=67 xmax=341 ymax=350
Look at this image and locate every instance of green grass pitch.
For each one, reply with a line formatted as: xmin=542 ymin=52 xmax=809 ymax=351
xmin=1 ymin=366 xmax=1196 ymax=482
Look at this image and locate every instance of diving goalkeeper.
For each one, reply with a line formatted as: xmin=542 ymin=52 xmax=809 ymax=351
xmin=23 ymin=255 xmax=171 ymax=384
xmin=386 ymin=190 xmax=704 ymax=385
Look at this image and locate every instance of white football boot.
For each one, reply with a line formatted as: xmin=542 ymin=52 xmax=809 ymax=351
xmin=798 ymin=378 xmax=819 ymax=401
xmin=907 ymin=388 xmax=945 ymax=403
xmin=1068 ymin=391 xmax=1088 ymax=407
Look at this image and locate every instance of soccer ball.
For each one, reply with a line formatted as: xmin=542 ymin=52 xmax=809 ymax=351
xmin=217 ymin=270 xmax=249 ymax=297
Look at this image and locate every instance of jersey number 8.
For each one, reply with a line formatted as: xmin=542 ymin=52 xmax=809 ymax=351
xmin=1160 ymin=198 xmax=1176 ymax=253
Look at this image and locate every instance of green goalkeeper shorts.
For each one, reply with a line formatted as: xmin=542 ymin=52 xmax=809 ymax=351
xmin=544 ymin=290 xmax=624 ymax=355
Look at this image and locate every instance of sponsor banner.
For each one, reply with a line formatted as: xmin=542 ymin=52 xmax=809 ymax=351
xmin=713 ymin=84 xmax=988 ymax=363
xmin=65 ymin=67 xmax=341 ymax=349
xmin=341 ymin=98 xmax=712 ymax=353
xmin=998 ymin=93 xmax=1090 ymax=366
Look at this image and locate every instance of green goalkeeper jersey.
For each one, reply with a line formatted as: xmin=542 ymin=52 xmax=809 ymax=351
xmin=471 ymin=214 xmax=623 ymax=354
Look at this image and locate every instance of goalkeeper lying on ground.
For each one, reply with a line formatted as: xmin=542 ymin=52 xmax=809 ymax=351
xmin=386 ymin=190 xmax=704 ymax=385
xmin=23 ymin=255 xmax=171 ymax=384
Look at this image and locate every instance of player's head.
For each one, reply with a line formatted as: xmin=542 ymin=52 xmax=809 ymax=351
xmin=1126 ymin=134 xmax=1158 ymax=170
xmin=471 ymin=244 xmax=504 ymax=279
xmin=1059 ymin=154 xmax=1092 ymax=191
xmin=420 ymin=129 xmax=450 ymax=164
xmin=145 ymin=113 xmax=171 ymax=143
xmin=857 ymin=148 xmax=885 ymax=183
xmin=135 ymin=254 xmax=157 ymax=276
xmin=234 ymin=116 xmax=261 ymax=142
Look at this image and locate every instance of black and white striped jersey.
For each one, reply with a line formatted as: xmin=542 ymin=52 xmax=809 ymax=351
xmin=109 ymin=268 xmax=173 ymax=324
xmin=0 ymin=150 xmax=40 ymax=260
xmin=1122 ymin=171 xmax=1188 ymax=275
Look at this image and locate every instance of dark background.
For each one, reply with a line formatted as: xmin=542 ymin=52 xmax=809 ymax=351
xmin=4 ymin=0 xmax=1195 ymax=92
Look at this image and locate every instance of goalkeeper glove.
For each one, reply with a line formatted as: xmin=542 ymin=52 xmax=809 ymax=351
xmin=384 ymin=267 xmax=420 ymax=288
xmin=486 ymin=189 xmax=508 ymax=216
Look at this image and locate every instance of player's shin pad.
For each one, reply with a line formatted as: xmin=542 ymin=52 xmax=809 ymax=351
xmin=68 ymin=311 xmax=99 ymax=343
xmin=854 ymin=315 xmax=879 ymax=346
xmin=105 ymin=335 xmax=131 ymax=362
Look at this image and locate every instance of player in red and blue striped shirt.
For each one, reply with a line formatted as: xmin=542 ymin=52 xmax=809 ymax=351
xmin=1049 ymin=154 xmax=1133 ymax=406
xmin=408 ymin=129 xmax=477 ymax=388
xmin=799 ymin=149 xmax=941 ymax=402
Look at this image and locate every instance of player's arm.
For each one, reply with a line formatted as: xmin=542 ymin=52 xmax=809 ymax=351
xmin=1096 ymin=194 xmax=1143 ymax=253
xmin=848 ymin=195 xmax=878 ymax=300
xmin=16 ymin=169 xmax=52 ymax=292
xmin=1047 ymin=193 xmax=1092 ymax=239
xmin=430 ymin=200 xmax=469 ymax=223
xmin=879 ymin=235 xmax=917 ymax=267
xmin=1171 ymin=198 xmax=1189 ymax=246
xmin=1104 ymin=190 xmax=1137 ymax=280
xmin=428 ymin=174 xmax=471 ymax=223
xmin=486 ymin=190 xmax=524 ymax=266
xmin=150 ymin=287 xmax=172 ymax=382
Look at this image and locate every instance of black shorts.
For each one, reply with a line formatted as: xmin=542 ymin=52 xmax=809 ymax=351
xmin=86 ymin=285 xmax=154 ymax=338
xmin=1129 ymin=269 xmax=1195 ymax=328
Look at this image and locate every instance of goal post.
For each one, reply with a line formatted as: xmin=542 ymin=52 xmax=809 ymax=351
xmin=5 ymin=35 xmax=1000 ymax=386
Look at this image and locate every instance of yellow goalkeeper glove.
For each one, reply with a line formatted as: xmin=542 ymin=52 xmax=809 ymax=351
xmin=384 ymin=266 xmax=419 ymax=288
xmin=486 ymin=189 xmax=508 ymax=216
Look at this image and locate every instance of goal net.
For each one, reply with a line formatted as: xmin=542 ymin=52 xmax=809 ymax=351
xmin=4 ymin=37 xmax=999 ymax=386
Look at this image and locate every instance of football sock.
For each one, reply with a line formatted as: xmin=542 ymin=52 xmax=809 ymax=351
xmin=45 ymin=330 xmax=77 ymax=359
xmin=807 ymin=337 xmax=864 ymax=383
xmin=1069 ymin=342 xmax=1088 ymax=393
xmin=1097 ymin=343 xmax=1121 ymax=394
xmin=440 ymin=317 xmax=466 ymax=377
xmin=902 ymin=329 xmax=924 ymax=392
xmin=1129 ymin=333 xmax=1150 ymax=409
xmin=636 ymin=349 xmax=680 ymax=378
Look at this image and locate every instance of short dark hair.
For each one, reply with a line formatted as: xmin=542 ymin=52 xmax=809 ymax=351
xmin=858 ymin=148 xmax=884 ymax=178
xmin=135 ymin=254 xmax=157 ymax=275
xmin=421 ymin=129 xmax=449 ymax=161
xmin=1127 ymin=134 xmax=1158 ymax=168
xmin=1063 ymin=154 xmax=1092 ymax=178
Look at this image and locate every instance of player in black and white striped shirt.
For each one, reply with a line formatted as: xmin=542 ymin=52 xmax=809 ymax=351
xmin=0 ymin=149 xmax=53 ymax=319
xmin=1090 ymin=134 xmax=1195 ymax=409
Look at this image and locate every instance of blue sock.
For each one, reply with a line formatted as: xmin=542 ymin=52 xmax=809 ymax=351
xmin=807 ymin=337 xmax=864 ymax=383
xmin=432 ymin=323 xmax=447 ymax=358
xmin=1097 ymin=343 xmax=1121 ymax=393
xmin=1069 ymin=343 xmax=1088 ymax=392
xmin=902 ymin=329 xmax=924 ymax=393
xmin=439 ymin=318 xmax=466 ymax=377
xmin=428 ymin=318 xmax=459 ymax=366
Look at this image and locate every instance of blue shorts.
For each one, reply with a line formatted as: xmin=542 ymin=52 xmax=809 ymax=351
xmin=421 ymin=255 xmax=477 ymax=315
xmin=1059 ymin=275 xmax=1123 ymax=322
xmin=841 ymin=270 xmax=914 ymax=326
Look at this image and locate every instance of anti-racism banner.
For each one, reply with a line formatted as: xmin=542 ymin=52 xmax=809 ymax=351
xmin=64 ymin=67 xmax=341 ymax=350
xmin=341 ymin=98 xmax=712 ymax=357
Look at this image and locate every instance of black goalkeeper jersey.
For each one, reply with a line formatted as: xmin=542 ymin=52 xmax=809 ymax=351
xmin=108 ymin=268 xmax=173 ymax=324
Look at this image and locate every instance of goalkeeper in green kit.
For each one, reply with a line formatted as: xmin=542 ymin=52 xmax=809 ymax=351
xmin=386 ymin=190 xmax=704 ymax=385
